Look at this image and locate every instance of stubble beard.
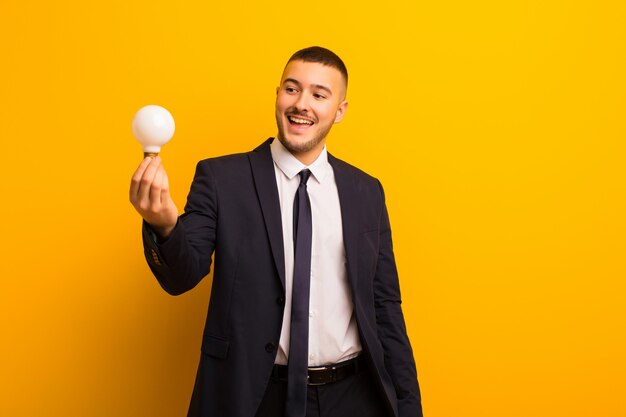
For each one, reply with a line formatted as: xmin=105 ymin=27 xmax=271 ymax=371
xmin=275 ymin=113 xmax=333 ymax=155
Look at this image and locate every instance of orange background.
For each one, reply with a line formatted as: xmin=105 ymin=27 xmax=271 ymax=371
xmin=1 ymin=1 xmax=625 ymax=416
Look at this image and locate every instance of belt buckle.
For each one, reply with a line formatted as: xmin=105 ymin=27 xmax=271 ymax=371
xmin=307 ymin=365 xmax=337 ymax=386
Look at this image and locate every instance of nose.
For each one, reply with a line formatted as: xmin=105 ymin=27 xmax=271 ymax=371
xmin=294 ymin=91 xmax=310 ymax=112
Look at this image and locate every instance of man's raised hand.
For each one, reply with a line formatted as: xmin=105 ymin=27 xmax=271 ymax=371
xmin=129 ymin=156 xmax=179 ymax=239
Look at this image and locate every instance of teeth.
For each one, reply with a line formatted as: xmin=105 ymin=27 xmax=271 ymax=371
xmin=289 ymin=116 xmax=313 ymax=125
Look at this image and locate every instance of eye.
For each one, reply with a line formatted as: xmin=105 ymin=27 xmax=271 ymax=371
xmin=313 ymin=93 xmax=327 ymax=100
xmin=285 ymin=86 xmax=298 ymax=94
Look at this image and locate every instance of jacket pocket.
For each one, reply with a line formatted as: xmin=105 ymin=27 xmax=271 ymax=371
xmin=201 ymin=333 xmax=230 ymax=359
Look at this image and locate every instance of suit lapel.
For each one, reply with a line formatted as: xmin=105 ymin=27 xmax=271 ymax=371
xmin=247 ymin=142 xmax=360 ymax=293
xmin=328 ymin=154 xmax=360 ymax=295
xmin=248 ymin=139 xmax=286 ymax=290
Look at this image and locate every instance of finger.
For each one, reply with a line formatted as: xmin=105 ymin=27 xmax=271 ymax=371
xmin=137 ymin=156 xmax=162 ymax=207
xmin=130 ymin=157 xmax=153 ymax=201
xmin=150 ymin=165 xmax=165 ymax=208
xmin=161 ymin=169 xmax=171 ymax=205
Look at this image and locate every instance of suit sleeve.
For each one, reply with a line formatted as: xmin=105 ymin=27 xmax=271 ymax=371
xmin=142 ymin=160 xmax=218 ymax=295
xmin=373 ymin=180 xmax=423 ymax=417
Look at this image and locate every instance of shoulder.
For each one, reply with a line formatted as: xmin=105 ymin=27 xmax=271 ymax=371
xmin=195 ymin=138 xmax=272 ymax=172
xmin=196 ymin=151 xmax=249 ymax=170
xmin=329 ymin=153 xmax=383 ymax=192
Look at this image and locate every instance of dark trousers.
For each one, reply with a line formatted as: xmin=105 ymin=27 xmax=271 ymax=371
xmin=255 ymin=365 xmax=391 ymax=417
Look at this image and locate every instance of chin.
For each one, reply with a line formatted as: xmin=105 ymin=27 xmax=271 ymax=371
xmin=279 ymin=134 xmax=320 ymax=154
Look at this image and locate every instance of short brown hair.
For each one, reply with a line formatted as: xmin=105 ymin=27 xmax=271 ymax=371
xmin=287 ymin=46 xmax=348 ymax=87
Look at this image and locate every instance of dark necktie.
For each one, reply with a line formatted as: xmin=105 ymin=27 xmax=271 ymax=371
xmin=285 ymin=169 xmax=312 ymax=417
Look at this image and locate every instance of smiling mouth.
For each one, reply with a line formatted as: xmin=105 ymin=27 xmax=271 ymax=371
xmin=287 ymin=115 xmax=314 ymax=126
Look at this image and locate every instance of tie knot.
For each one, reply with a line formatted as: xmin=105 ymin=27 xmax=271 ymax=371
xmin=299 ymin=169 xmax=311 ymax=185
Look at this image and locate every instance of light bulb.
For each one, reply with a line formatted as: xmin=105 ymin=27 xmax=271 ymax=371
xmin=132 ymin=105 xmax=175 ymax=157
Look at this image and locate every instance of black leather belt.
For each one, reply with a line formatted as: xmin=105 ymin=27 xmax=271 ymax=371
xmin=272 ymin=355 xmax=366 ymax=386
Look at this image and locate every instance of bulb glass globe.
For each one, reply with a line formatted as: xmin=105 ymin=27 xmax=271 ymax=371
xmin=132 ymin=105 xmax=175 ymax=157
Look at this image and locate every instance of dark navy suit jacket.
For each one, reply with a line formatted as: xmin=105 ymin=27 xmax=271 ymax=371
xmin=142 ymin=139 xmax=422 ymax=417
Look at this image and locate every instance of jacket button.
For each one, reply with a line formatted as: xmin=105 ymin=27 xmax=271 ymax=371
xmin=276 ymin=297 xmax=285 ymax=306
xmin=265 ymin=343 xmax=275 ymax=353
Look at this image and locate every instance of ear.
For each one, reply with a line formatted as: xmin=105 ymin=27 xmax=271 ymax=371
xmin=276 ymin=86 xmax=280 ymax=95
xmin=334 ymin=100 xmax=349 ymax=123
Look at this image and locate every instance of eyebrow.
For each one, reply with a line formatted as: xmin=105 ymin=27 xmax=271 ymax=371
xmin=284 ymin=78 xmax=333 ymax=96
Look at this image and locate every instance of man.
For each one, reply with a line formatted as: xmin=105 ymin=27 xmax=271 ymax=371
xmin=130 ymin=46 xmax=423 ymax=417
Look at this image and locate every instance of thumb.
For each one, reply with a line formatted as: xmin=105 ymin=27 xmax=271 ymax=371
xmin=161 ymin=171 xmax=171 ymax=204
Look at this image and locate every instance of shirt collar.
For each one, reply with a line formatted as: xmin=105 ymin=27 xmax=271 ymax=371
xmin=270 ymin=138 xmax=330 ymax=184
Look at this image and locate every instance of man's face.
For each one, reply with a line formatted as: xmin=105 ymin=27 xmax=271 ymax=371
xmin=275 ymin=60 xmax=348 ymax=157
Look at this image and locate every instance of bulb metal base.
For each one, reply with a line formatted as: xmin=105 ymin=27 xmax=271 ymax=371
xmin=144 ymin=152 xmax=159 ymax=158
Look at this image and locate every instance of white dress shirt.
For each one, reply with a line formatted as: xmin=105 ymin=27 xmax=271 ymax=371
xmin=271 ymin=139 xmax=362 ymax=367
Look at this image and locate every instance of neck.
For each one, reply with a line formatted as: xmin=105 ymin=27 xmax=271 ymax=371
xmin=275 ymin=136 xmax=326 ymax=166
xmin=290 ymin=147 xmax=324 ymax=166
